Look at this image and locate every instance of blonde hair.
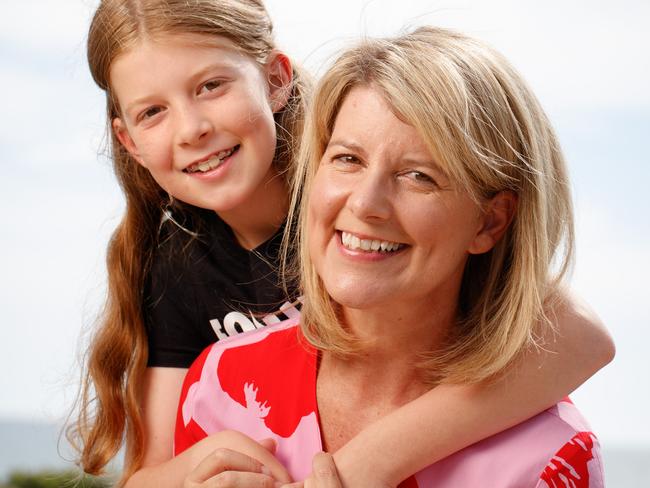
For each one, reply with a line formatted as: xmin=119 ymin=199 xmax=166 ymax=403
xmin=69 ymin=0 xmax=309 ymax=481
xmin=288 ymin=26 xmax=574 ymax=385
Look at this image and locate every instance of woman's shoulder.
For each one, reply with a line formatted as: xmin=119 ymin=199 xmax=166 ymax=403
xmin=415 ymin=399 xmax=604 ymax=487
xmin=533 ymin=400 xmax=605 ymax=487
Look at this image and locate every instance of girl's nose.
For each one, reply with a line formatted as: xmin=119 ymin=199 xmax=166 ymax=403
xmin=177 ymin=105 xmax=212 ymax=146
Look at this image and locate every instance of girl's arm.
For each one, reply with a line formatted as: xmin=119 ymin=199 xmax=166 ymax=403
xmin=123 ymin=367 xmax=189 ymax=487
xmin=332 ymin=291 xmax=615 ymax=487
xmin=123 ymin=367 xmax=290 ymax=486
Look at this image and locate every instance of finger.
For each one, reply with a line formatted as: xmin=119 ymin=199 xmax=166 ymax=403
xmin=309 ymin=452 xmax=342 ymax=488
xmin=204 ymin=470 xmax=277 ymax=488
xmin=185 ymin=448 xmax=265 ymax=483
xmin=280 ymin=483 xmax=303 ymax=488
xmin=217 ymin=431 xmax=292 ymax=483
xmin=258 ymin=437 xmax=278 ymax=454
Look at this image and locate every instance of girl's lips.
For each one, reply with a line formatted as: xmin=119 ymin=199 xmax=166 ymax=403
xmin=184 ymin=145 xmax=239 ymax=180
xmin=183 ymin=144 xmax=240 ymax=174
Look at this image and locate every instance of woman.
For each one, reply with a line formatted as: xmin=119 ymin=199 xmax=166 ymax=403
xmin=175 ymin=27 xmax=604 ymax=487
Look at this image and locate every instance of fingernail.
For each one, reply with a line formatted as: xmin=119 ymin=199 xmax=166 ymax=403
xmin=261 ymin=465 xmax=272 ymax=476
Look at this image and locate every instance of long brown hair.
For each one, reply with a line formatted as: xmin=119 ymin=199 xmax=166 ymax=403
xmin=68 ymin=0 xmax=309 ymax=481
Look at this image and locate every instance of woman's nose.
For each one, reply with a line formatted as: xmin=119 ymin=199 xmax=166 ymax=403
xmin=176 ymin=105 xmax=212 ymax=146
xmin=347 ymin=170 xmax=392 ymax=222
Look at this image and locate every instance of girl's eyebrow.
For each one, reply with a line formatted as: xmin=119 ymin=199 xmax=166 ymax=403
xmin=190 ymin=62 xmax=238 ymax=80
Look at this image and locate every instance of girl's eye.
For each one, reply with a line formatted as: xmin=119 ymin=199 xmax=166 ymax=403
xmin=200 ymin=80 xmax=224 ymax=94
xmin=139 ymin=106 xmax=164 ymax=121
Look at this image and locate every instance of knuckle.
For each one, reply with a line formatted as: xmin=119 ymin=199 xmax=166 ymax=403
xmin=259 ymin=477 xmax=275 ymax=488
xmin=212 ymin=447 xmax=230 ymax=464
xmin=220 ymin=471 xmax=237 ymax=485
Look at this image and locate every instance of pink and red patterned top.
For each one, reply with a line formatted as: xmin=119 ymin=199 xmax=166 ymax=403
xmin=175 ymin=318 xmax=605 ymax=487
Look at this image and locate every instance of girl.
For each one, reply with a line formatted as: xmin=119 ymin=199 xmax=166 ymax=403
xmin=70 ymin=0 xmax=614 ymax=486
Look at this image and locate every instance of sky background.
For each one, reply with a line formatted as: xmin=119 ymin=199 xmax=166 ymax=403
xmin=0 ymin=0 xmax=648 ymax=458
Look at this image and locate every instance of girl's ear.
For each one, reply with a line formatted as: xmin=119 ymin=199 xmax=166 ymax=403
xmin=265 ymin=51 xmax=293 ymax=113
xmin=469 ymin=191 xmax=518 ymax=255
xmin=112 ymin=118 xmax=146 ymax=167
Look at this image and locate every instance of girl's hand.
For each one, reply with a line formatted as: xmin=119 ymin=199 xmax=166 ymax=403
xmin=284 ymin=452 xmax=342 ymax=488
xmin=184 ymin=447 xmax=277 ymax=488
xmin=184 ymin=432 xmax=292 ymax=487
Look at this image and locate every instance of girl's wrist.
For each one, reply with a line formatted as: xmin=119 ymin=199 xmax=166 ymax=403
xmin=332 ymin=445 xmax=397 ymax=488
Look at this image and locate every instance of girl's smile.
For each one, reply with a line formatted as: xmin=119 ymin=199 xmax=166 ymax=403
xmin=183 ymin=144 xmax=240 ymax=175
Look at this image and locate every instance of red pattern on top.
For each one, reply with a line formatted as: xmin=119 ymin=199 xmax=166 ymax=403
xmin=539 ymin=431 xmax=597 ymax=487
xmin=217 ymin=326 xmax=317 ymax=438
xmin=174 ymin=345 xmax=211 ymax=454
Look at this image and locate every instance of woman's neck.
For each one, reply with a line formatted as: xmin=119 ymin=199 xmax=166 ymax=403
xmin=341 ymin=294 xmax=457 ymax=361
xmin=317 ymin=298 xmax=457 ymax=452
xmin=217 ymin=170 xmax=289 ymax=250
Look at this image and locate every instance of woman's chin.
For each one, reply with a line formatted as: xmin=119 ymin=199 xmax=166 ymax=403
xmin=327 ymin=286 xmax=388 ymax=312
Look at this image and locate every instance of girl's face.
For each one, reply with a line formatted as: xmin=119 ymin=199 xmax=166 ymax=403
xmin=307 ymin=86 xmax=499 ymax=313
xmin=110 ymin=33 xmax=290 ymax=214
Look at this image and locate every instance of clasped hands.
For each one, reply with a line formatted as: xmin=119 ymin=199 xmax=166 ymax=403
xmin=183 ymin=431 xmax=342 ymax=488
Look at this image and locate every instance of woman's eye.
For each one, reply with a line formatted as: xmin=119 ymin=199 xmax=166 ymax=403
xmin=200 ymin=80 xmax=224 ymax=93
xmin=333 ymin=154 xmax=360 ymax=165
xmin=403 ymin=170 xmax=437 ymax=186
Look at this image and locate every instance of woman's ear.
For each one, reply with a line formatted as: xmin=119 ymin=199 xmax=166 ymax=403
xmin=112 ymin=117 xmax=146 ymax=167
xmin=469 ymin=191 xmax=518 ymax=255
xmin=265 ymin=51 xmax=293 ymax=113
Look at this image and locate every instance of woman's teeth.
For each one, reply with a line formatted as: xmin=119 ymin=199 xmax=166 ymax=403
xmin=341 ymin=231 xmax=403 ymax=252
xmin=185 ymin=146 xmax=237 ymax=173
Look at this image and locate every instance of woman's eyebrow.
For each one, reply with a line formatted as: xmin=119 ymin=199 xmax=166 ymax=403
xmin=401 ymin=156 xmax=447 ymax=176
xmin=326 ymin=139 xmax=368 ymax=157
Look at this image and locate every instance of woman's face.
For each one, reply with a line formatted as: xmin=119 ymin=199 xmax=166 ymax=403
xmin=307 ymin=86 xmax=489 ymax=313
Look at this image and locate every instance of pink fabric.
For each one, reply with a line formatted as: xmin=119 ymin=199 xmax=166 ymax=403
xmin=175 ymin=320 xmax=604 ymax=487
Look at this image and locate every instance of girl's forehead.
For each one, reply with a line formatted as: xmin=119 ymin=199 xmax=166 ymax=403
xmin=134 ymin=31 xmax=243 ymax=56
xmin=110 ymin=32 xmax=256 ymax=83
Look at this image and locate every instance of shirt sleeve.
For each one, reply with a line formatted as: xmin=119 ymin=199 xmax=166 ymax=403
xmin=535 ymin=431 xmax=605 ymax=488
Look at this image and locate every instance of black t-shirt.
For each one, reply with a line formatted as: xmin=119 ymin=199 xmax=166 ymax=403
xmin=144 ymin=210 xmax=298 ymax=368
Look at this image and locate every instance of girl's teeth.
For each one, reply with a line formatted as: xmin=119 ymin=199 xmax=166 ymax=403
xmin=187 ymin=146 xmax=236 ymax=173
xmin=341 ymin=232 xmax=402 ymax=253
